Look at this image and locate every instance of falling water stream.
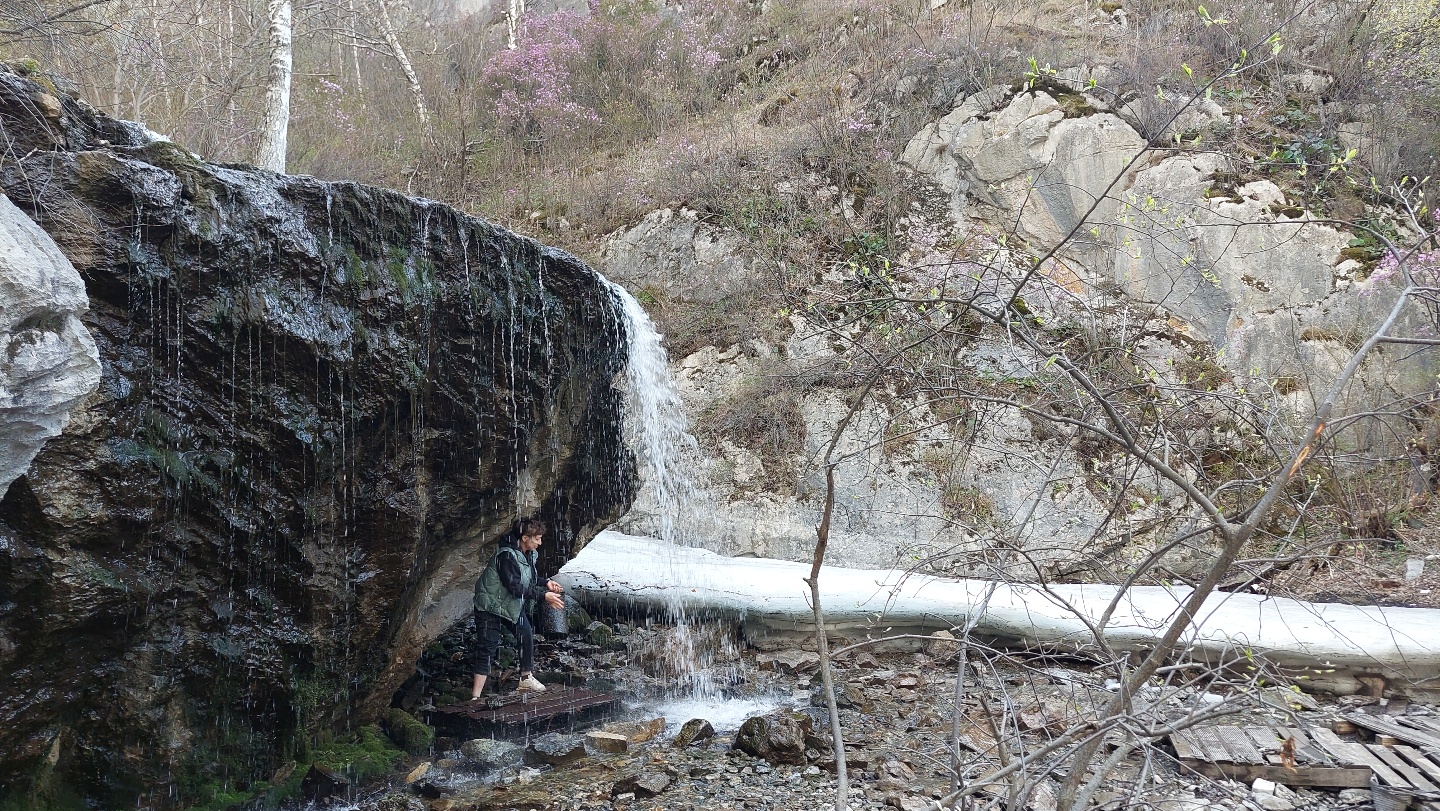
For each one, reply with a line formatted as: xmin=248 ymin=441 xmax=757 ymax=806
xmin=600 ymin=278 xmax=776 ymax=726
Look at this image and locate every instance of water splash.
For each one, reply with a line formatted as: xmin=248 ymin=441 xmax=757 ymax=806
xmin=601 ymin=277 xmax=738 ymax=705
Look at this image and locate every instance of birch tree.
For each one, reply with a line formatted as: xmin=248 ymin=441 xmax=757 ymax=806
xmin=505 ymin=0 xmax=525 ymax=49
xmin=256 ymin=0 xmax=293 ymax=172
xmin=372 ymin=0 xmax=432 ymax=134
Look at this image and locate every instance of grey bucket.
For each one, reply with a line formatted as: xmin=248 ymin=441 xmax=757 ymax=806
xmin=536 ymin=594 xmax=570 ymax=637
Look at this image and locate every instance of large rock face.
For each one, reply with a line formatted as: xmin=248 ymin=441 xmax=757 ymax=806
xmin=0 ymin=66 xmax=633 ymax=805
xmin=0 ymin=193 xmax=101 ymax=497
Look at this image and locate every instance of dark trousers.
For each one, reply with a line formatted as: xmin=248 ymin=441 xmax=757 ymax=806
xmin=473 ymin=610 xmax=534 ymax=675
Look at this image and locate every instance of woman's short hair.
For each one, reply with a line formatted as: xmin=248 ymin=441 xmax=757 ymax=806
xmin=518 ymin=517 xmax=548 ymax=538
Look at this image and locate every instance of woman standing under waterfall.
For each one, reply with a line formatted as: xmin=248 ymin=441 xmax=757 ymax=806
xmin=471 ymin=517 xmax=566 ymax=698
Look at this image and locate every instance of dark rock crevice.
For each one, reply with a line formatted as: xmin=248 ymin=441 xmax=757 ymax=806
xmin=0 ymin=65 xmax=635 ymax=806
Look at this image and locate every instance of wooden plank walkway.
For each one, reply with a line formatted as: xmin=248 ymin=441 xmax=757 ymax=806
xmin=429 ymin=686 xmax=618 ymax=737
xmin=1171 ymin=722 xmax=1440 ymax=798
xmin=1346 ymin=713 xmax=1440 ymax=753
xmin=1169 ymin=725 xmax=1370 ymax=787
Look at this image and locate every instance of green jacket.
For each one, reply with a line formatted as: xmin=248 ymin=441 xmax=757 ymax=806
xmin=473 ymin=545 xmax=535 ymax=623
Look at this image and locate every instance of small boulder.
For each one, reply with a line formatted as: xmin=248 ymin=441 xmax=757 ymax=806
xmin=757 ymin=650 xmax=820 ymax=674
xmin=674 ymin=718 xmax=715 ymax=748
xmin=585 ymin=620 xmax=613 ymax=647
xmin=558 ymin=596 xmax=587 ymax=633
xmin=925 ymin=629 xmax=960 ymax=655
xmin=460 ymin=738 xmax=524 ymax=771
xmin=817 ymin=683 xmax=869 ymax=711
xmin=585 ymin=731 xmax=630 ymax=754
xmin=611 ymin=771 xmax=672 ymax=798
xmin=1017 ymin=699 xmax=1082 ymax=734
xmin=526 ymin=732 xmax=588 ymax=766
xmin=734 ymin=710 xmax=811 ymax=765
xmin=603 ymin=717 xmax=666 ymax=743
xmin=300 ymin=763 xmax=351 ymax=802
xmin=384 ymin=708 xmax=435 ymax=755
xmin=356 ymin=792 xmax=425 ymax=811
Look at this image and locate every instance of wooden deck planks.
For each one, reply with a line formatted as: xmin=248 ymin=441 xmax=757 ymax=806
xmin=1312 ymin=727 xmax=1411 ymax=788
xmin=1397 ymin=745 xmax=1440 ymax=786
xmin=1169 ymin=719 xmax=1440 ymax=795
xmin=1347 ymin=713 xmax=1440 ymax=752
xmin=1215 ymin=725 xmax=1266 ymax=764
xmin=1369 ymin=745 xmax=1440 ymax=793
xmin=1169 ymin=725 xmax=1370 ymax=788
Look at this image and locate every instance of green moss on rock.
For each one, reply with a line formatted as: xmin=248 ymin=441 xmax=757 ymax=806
xmin=383 ymin=709 xmax=434 ymax=755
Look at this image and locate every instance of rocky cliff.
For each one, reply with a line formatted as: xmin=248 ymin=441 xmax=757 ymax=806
xmin=0 ymin=65 xmax=633 ymax=805
xmin=604 ymin=82 xmax=1437 ymax=577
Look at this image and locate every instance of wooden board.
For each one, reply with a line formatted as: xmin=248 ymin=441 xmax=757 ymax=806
xmin=1177 ymin=760 xmax=1372 ymax=788
xmin=1369 ymin=745 xmax=1440 ymax=793
xmin=1192 ymin=726 xmax=1231 ymax=761
xmin=1170 ymin=728 xmax=1203 ymax=760
xmin=1169 ymin=725 xmax=1370 ymax=789
xmin=1275 ymin=726 xmax=1331 ymax=766
xmin=1244 ymin=728 xmax=1282 ymax=765
xmin=1311 ymin=728 xmax=1410 ymax=788
xmin=430 ymin=686 xmax=618 ymax=737
xmin=1396 ymin=745 xmax=1440 ymax=785
xmin=1215 ymin=725 xmax=1265 ymax=764
xmin=1347 ymin=713 xmax=1440 ymax=752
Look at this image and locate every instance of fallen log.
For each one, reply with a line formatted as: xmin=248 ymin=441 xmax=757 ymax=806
xmin=557 ymin=531 xmax=1440 ymax=699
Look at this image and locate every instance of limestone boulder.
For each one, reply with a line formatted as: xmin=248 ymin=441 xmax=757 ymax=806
xmin=0 ymin=193 xmax=101 ymax=498
xmin=600 ymin=207 xmax=756 ymax=304
xmin=902 ymin=87 xmax=1147 ymax=252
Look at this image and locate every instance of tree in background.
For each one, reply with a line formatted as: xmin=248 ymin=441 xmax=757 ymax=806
xmin=256 ymin=0 xmax=292 ymax=171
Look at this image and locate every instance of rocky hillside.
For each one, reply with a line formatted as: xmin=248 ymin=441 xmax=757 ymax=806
xmin=577 ymin=2 xmax=1440 ymax=598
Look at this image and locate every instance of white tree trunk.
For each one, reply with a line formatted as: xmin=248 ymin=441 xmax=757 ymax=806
xmin=374 ymin=0 xmax=432 ymax=131
xmin=256 ymin=0 xmax=293 ymax=173
xmin=505 ymin=0 xmax=525 ymax=49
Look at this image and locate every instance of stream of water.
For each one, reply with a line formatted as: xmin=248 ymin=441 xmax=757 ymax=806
xmin=600 ymin=277 xmax=762 ymax=719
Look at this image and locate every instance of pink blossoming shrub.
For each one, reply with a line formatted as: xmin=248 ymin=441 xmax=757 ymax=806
xmin=480 ymin=2 xmax=732 ymax=150
xmin=1365 ymin=248 xmax=1440 ymax=295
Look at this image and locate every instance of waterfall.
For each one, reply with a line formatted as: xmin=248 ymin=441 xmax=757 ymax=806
xmin=600 ymin=277 xmax=737 ymax=704
xmin=601 ymin=278 xmax=699 ymax=545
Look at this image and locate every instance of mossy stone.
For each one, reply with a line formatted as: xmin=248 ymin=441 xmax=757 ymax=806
xmin=383 ymin=709 xmax=434 ymax=756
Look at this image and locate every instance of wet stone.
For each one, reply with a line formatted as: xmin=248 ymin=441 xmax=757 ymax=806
xmin=300 ymin=763 xmax=351 ymax=802
xmin=460 ymin=738 xmax=524 ymax=771
xmin=758 ymin=650 xmax=821 ymax=674
xmin=526 ymin=732 xmax=588 ymax=766
xmin=604 ymin=717 xmax=666 ymax=743
xmin=612 ymin=771 xmax=672 ymax=798
xmin=734 ymin=709 xmax=811 ymax=766
xmin=586 ymin=730 xmax=630 ymax=754
xmin=586 ymin=620 xmax=614 ymax=647
xmin=675 ymin=718 xmax=716 ymax=747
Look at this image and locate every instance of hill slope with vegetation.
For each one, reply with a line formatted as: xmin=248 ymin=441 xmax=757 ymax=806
xmin=6 ymin=0 xmax=1440 ymax=605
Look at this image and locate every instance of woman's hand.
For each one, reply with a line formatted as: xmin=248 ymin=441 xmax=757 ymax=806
xmin=546 ymin=580 xmax=564 ymax=593
xmin=544 ymin=592 xmax=564 ymax=610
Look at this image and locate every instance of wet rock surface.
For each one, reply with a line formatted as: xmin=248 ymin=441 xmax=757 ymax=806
xmin=527 ymin=734 xmax=589 ymax=767
xmin=733 ymin=709 xmax=812 ymax=765
xmin=461 ymin=739 xmax=525 ymax=773
xmin=0 ymin=64 xmax=633 ymax=806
